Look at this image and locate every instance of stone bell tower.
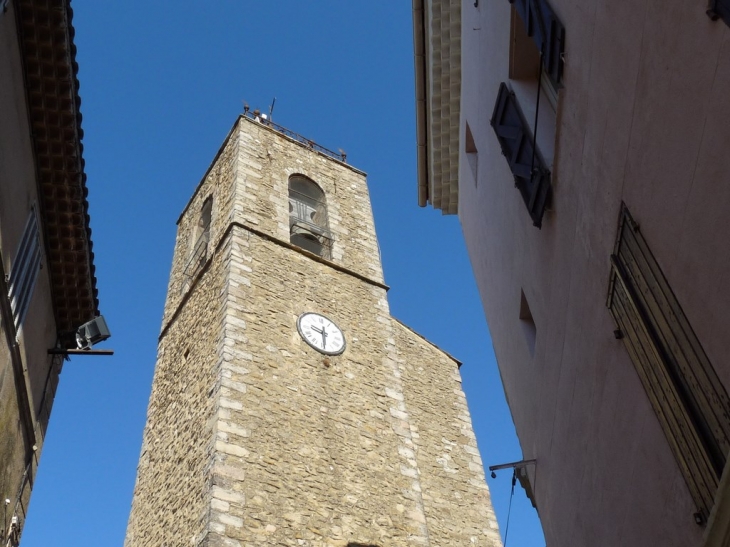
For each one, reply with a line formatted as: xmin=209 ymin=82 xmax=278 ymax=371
xmin=124 ymin=113 xmax=502 ymax=547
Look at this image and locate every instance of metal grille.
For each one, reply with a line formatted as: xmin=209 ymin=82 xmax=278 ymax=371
xmin=289 ymin=189 xmax=333 ymax=260
xmin=243 ymin=110 xmax=347 ymax=163
xmin=181 ymin=231 xmax=209 ymax=287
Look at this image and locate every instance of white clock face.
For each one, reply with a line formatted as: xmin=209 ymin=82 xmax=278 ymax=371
xmin=297 ymin=313 xmax=346 ymax=355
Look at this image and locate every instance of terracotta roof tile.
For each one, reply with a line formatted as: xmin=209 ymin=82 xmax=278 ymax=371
xmin=15 ymin=0 xmax=99 ymax=347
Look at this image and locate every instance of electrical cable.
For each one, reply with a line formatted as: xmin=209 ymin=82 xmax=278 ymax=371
xmin=502 ymin=469 xmax=517 ymax=547
xmin=528 ymin=0 xmax=551 ymax=196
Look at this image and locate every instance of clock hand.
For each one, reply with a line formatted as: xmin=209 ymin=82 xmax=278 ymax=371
xmin=321 ymin=326 xmax=328 ymax=349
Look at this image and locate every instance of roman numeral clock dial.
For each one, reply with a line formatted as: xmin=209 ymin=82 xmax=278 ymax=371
xmin=297 ymin=312 xmax=346 ymax=356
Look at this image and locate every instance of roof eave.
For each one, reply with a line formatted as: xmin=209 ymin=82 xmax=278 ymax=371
xmin=412 ymin=0 xmax=462 ymax=216
xmin=413 ymin=0 xmax=430 ymax=208
xmin=15 ymin=0 xmax=99 ymax=347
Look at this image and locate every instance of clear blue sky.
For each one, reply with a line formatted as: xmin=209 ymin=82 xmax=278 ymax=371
xmin=21 ymin=2 xmax=544 ymax=545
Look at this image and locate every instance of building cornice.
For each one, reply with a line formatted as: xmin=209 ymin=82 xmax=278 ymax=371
xmin=159 ymin=220 xmax=390 ymax=341
xmin=411 ymin=0 xmax=461 ymax=215
xmin=14 ymin=0 xmax=99 ymax=347
xmin=412 ymin=0 xmax=429 ymax=209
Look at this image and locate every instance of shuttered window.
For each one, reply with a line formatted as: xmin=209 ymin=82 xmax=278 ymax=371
xmin=490 ymin=82 xmax=552 ymax=228
xmin=708 ymin=0 xmax=730 ymax=27
xmin=7 ymin=208 xmax=42 ymax=329
xmin=607 ymin=204 xmax=730 ymax=521
xmin=509 ymin=0 xmax=565 ymax=87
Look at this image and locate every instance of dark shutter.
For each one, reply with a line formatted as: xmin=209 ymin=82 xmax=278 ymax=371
xmin=509 ymin=0 xmax=565 ymax=86
xmin=708 ymin=0 xmax=730 ymax=26
xmin=7 ymin=208 xmax=41 ymax=328
xmin=490 ymin=82 xmax=552 ymax=228
xmin=607 ymin=204 xmax=730 ymax=521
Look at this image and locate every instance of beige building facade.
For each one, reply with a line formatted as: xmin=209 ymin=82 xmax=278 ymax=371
xmin=0 ymin=0 xmax=100 ymax=544
xmin=414 ymin=0 xmax=730 ymax=546
xmin=125 ymin=114 xmax=502 ymax=547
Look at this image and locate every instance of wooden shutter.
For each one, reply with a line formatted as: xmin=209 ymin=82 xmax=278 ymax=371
xmin=710 ymin=0 xmax=730 ymax=26
xmin=490 ymin=82 xmax=552 ymax=228
xmin=509 ymin=0 xmax=565 ymax=86
xmin=607 ymin=204 xmax=730 ymax=520
xmin=7 ymin=208 xmax=42 ymax=329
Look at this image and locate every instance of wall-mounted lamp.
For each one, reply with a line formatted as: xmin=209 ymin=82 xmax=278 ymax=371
xmin=76 ymin=315 xmax=111 ymax=349
xmin=49 ymin=316 xmax=114 ymax=357
xmin=489 ymin=459 xmax=538 ymax=508
xmin=488 ymin=458 xmax=536 ymax=477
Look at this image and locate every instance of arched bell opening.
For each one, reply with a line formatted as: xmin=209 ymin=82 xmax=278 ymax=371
xmin=288 ymin=175 xmax=332 ymax=259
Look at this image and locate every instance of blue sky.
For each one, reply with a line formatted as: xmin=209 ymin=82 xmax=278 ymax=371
xmin=20 ymin=2 xmax=544 ymax=545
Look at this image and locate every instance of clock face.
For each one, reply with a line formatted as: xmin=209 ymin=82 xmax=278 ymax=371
xmin=297 ymin=312 xmax=346 ymax=355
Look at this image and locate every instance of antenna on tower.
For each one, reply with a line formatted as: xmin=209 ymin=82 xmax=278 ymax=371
xmin=269 ymin=97 xmax=276 ymax=122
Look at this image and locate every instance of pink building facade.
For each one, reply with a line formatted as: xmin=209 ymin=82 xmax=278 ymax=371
xmin=413 ymin=0 xmax=730 ymax=545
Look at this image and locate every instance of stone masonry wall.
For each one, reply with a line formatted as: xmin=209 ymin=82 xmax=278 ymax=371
xmin=231 ymin=117 xmax=384 ymax=286
xmin=162 ymin=126 xmax=239 ymax=328
xmin=393 ymin=321 xmax=503 ymax=547
xmin=124 ymin=238 xmax=227 ymax=546
xmin=204 ymin=228 xmax=428 ymax=547
xmin=125 ymin=123 xmax=239 ymax=545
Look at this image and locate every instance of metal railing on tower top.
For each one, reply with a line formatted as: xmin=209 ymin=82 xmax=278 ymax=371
xmin=242 ymin=107 xmax=347 ymax=164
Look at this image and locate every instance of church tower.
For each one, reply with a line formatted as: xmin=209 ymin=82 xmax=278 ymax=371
xmin=124 ymin=113 xmax=502 ymax=547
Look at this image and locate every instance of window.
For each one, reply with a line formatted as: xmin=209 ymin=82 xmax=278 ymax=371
xmin=465 ymin=122 xmax=478 ymax=184
xmin=490 ymin=0 xmax=564 ymax=228
xmin=182 ymin=197 xmax=212 ymax=289
xmin=509 ymin=5 xmax=558 ymax=112
xmin=519 ymin=290 xmax=537 ymax=357
xmin=7 ymin=207 xmax=41 ymax=329
xmin=288 ymin=175 xmax=332 ymax=259
xmin=508 ymin=0 xmax=563 ymax=163
xmin=509 ymin=0 xmax=565 ymax=88
xmin=607 ymin=204 xmax=730 ymax=522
